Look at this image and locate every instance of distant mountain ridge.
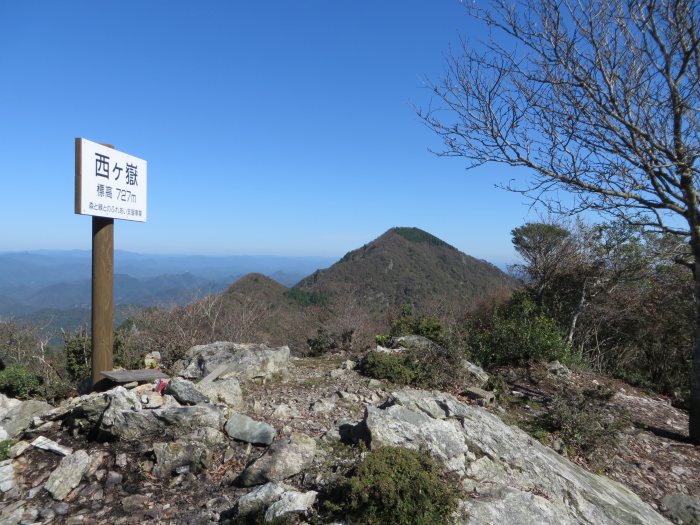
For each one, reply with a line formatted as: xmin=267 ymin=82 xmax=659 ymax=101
xmin=295 ymin=227 xmax=517 ymax=314
xmin=1 ymin=229 xmax=516 ymax=349
xmin=219 ymin=227 xmax=518 ymax=352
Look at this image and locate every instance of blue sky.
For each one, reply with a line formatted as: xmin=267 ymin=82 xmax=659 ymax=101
xmin=0 ymin=0 xmax=536 ymax=266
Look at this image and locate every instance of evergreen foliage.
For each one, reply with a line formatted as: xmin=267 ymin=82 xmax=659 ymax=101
xmin=322 ymin=447 xmax=459 ymax=525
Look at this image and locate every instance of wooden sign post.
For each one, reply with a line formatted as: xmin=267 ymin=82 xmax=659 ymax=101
xmin=75 ymin=138 xmax=148 ymax=387
xmin=91 ymin=215 xmax=114 ymax=387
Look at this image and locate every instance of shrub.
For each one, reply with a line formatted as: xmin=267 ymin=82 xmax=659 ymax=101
xmin=307 ymin=328 xmax=338 ymax=356
xmin=469 ymin=292 xmax=570 ymax=368
xmin=63 ymin=327 xmax=91 ymax=382
xmin=359 ymin=344 xmax=465 ymax=390
xmin=547 ymin=385 xmax=627 ymax=467
xmin=359 ymin=352 xmax=420 ymax=385
xmin=113 ymin=324 xmax=146 ymax=370
xmin=321 ymin=446 xmax=459 ymax=525
xmin=0 ymin=440 xmax=14 ymax=461
xmin=386 ymin=304 xmax=446 ymax=345
xmin=0 ymin=364 xmax=41 ymax=399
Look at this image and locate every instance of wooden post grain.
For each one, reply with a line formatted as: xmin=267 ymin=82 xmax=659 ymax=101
xmin=91 ymin=215 xmax=114 ymax=386
xmin=91 ymin=142 xmax=116 ymax=387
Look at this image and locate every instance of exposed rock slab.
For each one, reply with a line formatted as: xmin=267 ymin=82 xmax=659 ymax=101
xmin=371 ymin=388 xmax=671 ymax=525
xmin=364 ymin=404 xmax=468 ymax=475
xmin=177 ymin=342 xmax=290 ymax=381
xmin=238 ymin=433 xmax=316 ymax=487
xmin=44 ymin=450 xmax=90 ymax=501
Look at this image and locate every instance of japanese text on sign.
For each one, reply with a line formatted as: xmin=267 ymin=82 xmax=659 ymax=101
xmin=75 ymin=138 xmax=148 ymax=222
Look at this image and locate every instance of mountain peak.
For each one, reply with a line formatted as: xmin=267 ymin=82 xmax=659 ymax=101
xmin=296 ymin=226 xmax=516 ymax=314
xmin=384 ymin=227 xmax=456 ymax=250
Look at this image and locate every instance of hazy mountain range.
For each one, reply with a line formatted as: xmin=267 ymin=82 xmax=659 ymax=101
xmin=0 ymin=229 xmax=516 ymax=347
xmin=219 ymin=227 xmax=519 ymax=351
xmin=0 ymin=250 xmax=335 ymax=327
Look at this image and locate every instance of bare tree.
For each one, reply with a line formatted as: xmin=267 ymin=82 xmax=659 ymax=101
xmin=419 ymin=0 xmax=700 ymax=441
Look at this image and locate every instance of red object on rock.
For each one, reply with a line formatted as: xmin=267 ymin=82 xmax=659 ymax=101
xmin=154 ymin=378 xmax=169 ymax=394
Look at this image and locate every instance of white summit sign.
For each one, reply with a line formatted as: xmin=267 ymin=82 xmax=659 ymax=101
xmin=75 ymin=138 xmax=148 ymax=222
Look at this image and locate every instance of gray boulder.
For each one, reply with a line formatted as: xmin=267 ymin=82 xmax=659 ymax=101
xmin=393 ymin=335 xmax=438 ymax=350
xmin=371 ymin=388 xmax=671 ymax=525
xmin=462 ymin=360 xmax=490 ymax=388
xmin=235 ymin=482 xmax=288 ymax=517
xmin=164 ymin=378 xmax=210 ymax=405
xmin=225 ymin=413 xmax=276 ymax=445
xmin=177 ymin=342 xmax=290 ymax=381
xmin=152 ymin=404 xmax=224 ymax=436
xmin=44 ymin=450 xmax=90 ymax=501
xmin=63 ymin=386 xmax=223 ymax=441
xmin=264 ymin=490 xmax=317 ymax=522
xmin=0 ymin=394 xmax=52 ymax=439
xmin=662 ymin=493 xmax=700 ymax=525
xmin=238 ymin=432 xmax=316 ymax=487
xmin=196 ymin=377 xmax=244 ymax=408
xmin=152 ymin=440 xmax=212 ymax=477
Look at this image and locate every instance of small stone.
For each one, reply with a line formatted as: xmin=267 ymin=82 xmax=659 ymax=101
xmin=225 ymin=414 xmax=276 ymax=445
xmin=0 ymin=501 xmax=24 ymax=525
xmin=338 ymin=391 xmax=360 ymax=403
xmin=52 ymin=502 xmax=70 ymax=515
xmin=115 ymin=453 xmax=127 ymax=468
xmin=153 ymin=440 xmax=212 ymax=477
xmin=368 ymin=379 xmax=383 ymax=390
xmin=264 ymin=490 xmax=317 ymax=522
xmin=164 ymin=378 xmax=209 ymax=406
xmin=145 ymin=351 xmax=161 ymax=369
xmin=463 ymin=387 xmax=495 ymax=406
xmin=547 ymin=360 xmax=571 ymax=377
xmin=197 ymin=377 xmax=244 ymax=408
xmin=39 ymin=508 xmax=56 ymax=520
xmin=238 ymin=432 xmax=316 ymax=487
xmin=272 ymin=403 xmax=298 ymax=420
xmin=462 ymin=360 xmax=490 ymax=387
xmin=86 ymin=450 xmax=107 ymax=478
xmin=45 ymin=450 xmax=91 ymax=500
xmin=552 ymin=439 xmax=567 ymax=455
xmin=9 ymin=441 xmax=31 ymax=459
xmin=235 ymin=482 xmax=288 ymax=516
xmin=20 ymin=506 xmax=38 ymax=522
xmin=31 ymin=436 xmax=73 ymax=456
xmin=223 ymin=447 xmax=236 ymax=463
xmin=310 ymin=398 xmax=336 ymax=414
xmin=121 ymin=494 xmax=149 ymax=513
xmin=105 ymin=471 xmax=123 ymax=486
xmin=341 ymin=360 xmax=356 ymax=370
xmin=0 ymin=459 xmax=17 ymax=493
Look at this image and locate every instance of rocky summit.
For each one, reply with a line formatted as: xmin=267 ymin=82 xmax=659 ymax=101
xmin=0 ymin=340 xmax=697 ymax=524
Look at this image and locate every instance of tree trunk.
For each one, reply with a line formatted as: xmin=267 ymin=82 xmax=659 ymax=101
xmin=691 ymin=250 xmax=700 ymax=443
xmin=566 ymin=284 xmax=587 ymax=346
